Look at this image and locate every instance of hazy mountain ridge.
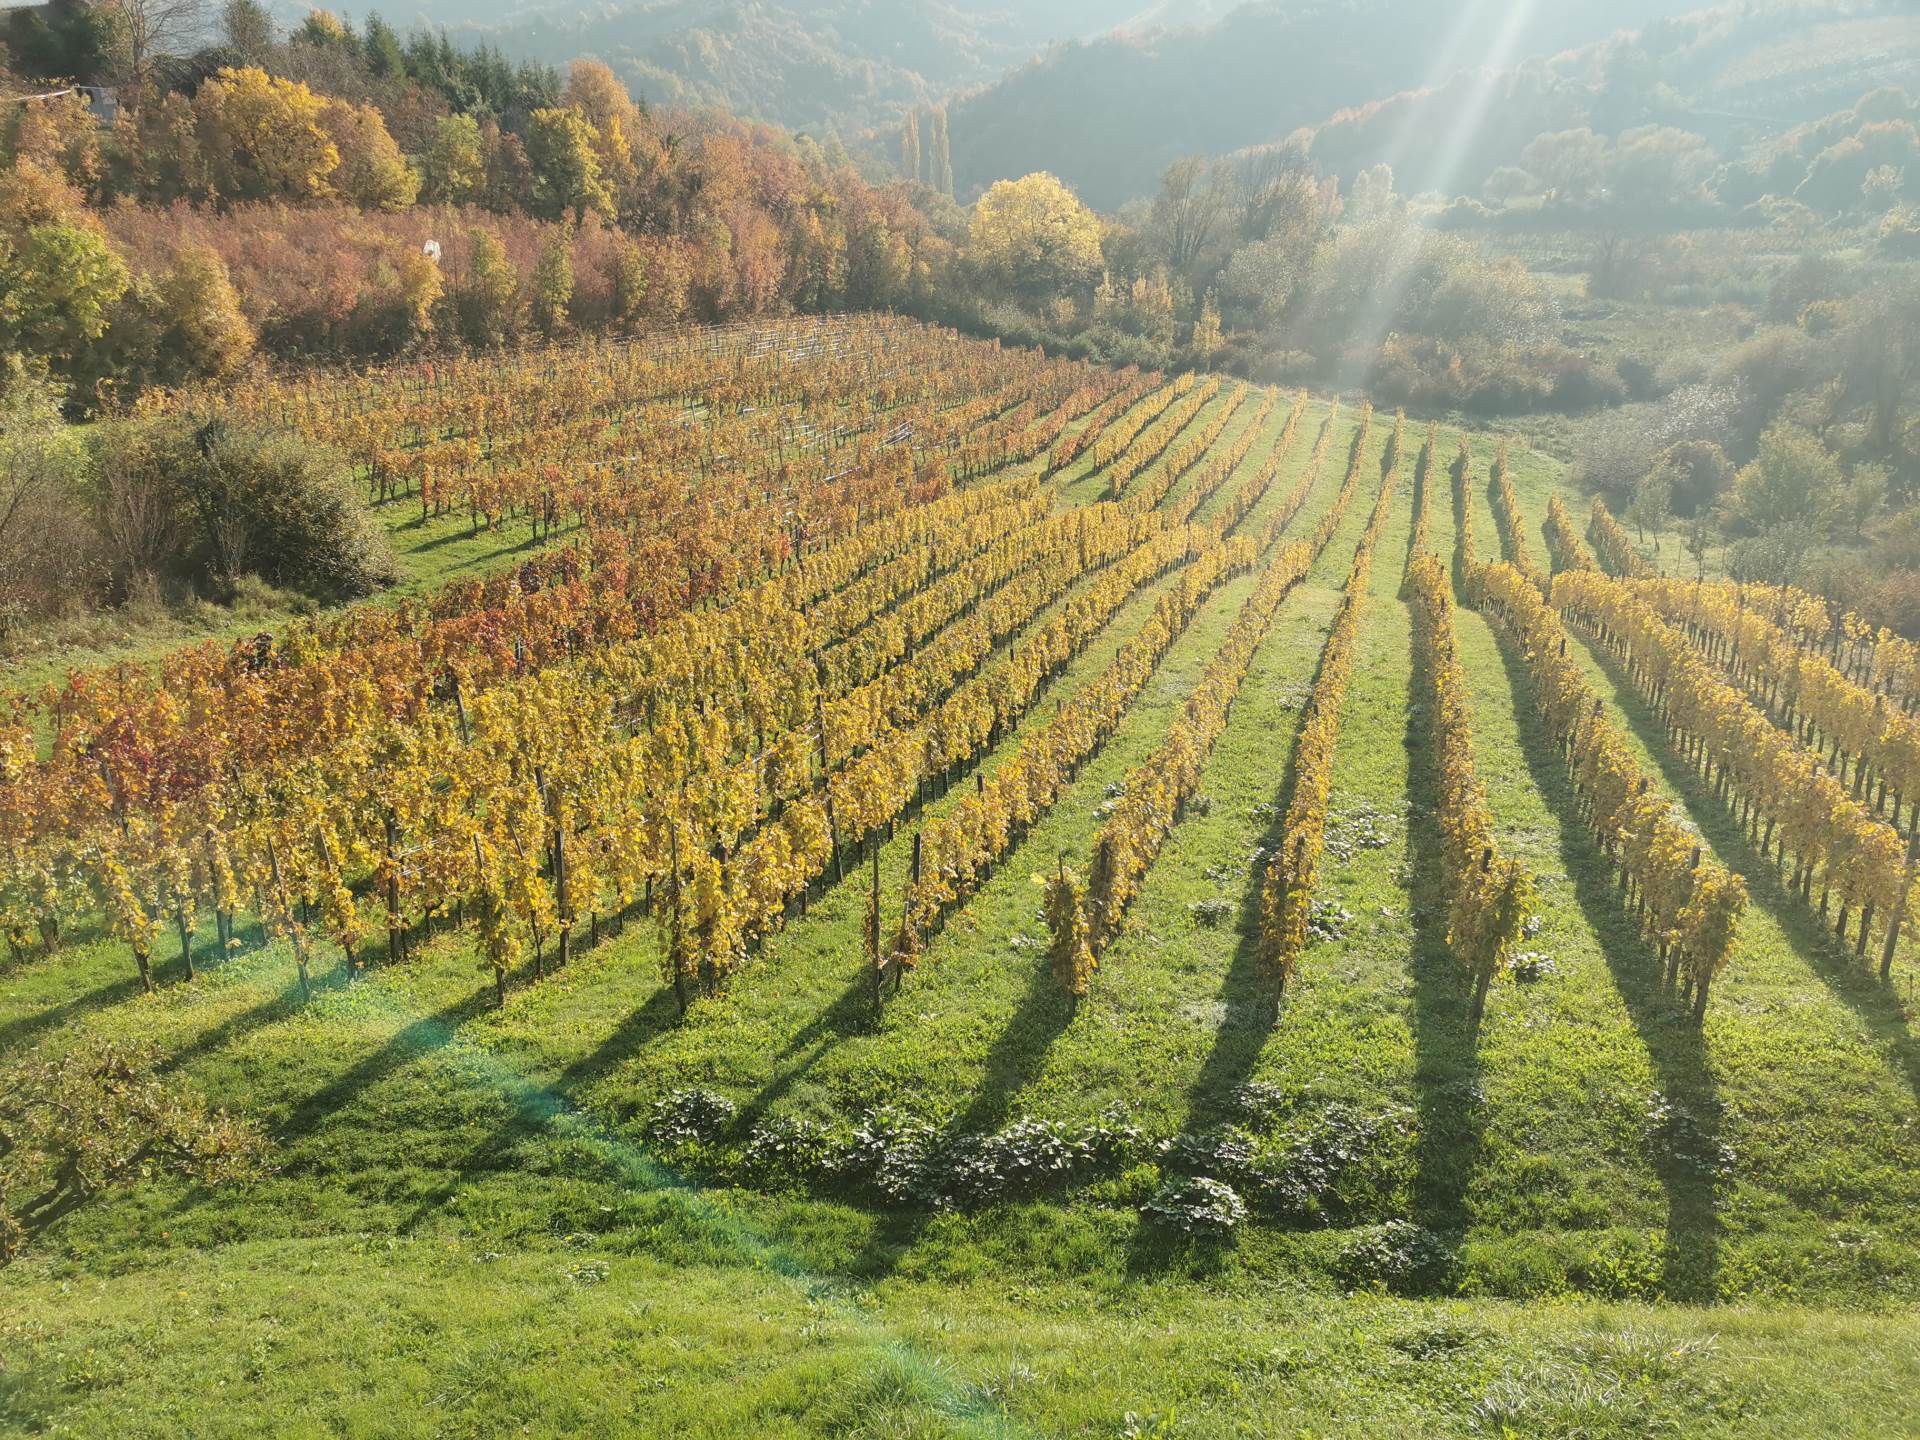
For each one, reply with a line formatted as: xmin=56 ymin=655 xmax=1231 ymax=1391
xmin=435 ymin=0 xmax=1187 ymax=133
xmin=944 ymin=0 xmax=1920 ymax=205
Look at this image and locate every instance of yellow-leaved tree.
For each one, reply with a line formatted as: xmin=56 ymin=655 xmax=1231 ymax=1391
xmin=968 ymin=172 xmax=1104 ymax=302
xmin=194 ymin=67 xmax=339 ymax=203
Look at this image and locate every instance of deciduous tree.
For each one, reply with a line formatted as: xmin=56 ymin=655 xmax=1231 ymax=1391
xmin=968 ymin=172 xmax=1103 ymax=301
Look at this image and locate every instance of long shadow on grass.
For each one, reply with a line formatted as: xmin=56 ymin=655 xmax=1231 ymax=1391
xmin=949 ymin=954 xmax=1073 ymax=1140
xmin=846 ymin=954 xmax=1072 ymax=1282
xmin=1403 ymin=618 xmax=1489 ymax=1240
xmin=278 ymin=987 xmax=495 ymax=1143
xmin=731 ymin=973 xmax=877 ymax=1135
xmin=1574 ymin=629 xmax=1920 ymax=1108
xmin=1171 ymin=686 xmax=1322 ymax=1129
xmin=384 ymin=976 xmax=684 ymax=1231
xmin=156 ymin=979 xmax=304 ymax=1078
xmin=0 ymin=974 xmax=146 ymax=1056
xmin=1493 ymin=625 xmax=1722 ymax=1302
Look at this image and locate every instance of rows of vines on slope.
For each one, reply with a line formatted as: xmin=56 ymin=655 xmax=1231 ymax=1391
xmin=1405 ymin=547 xmax=1537 ymax=1030
xmin=1079 ymin=374 xmax=1200 ymax=479
xmin=1470 ymin=563 xmax=1746 ymax=1017
xmin=1406 ymin=422 xmax=1437 ymax=563
xmin=1543 ymin=492 xmax=1598 ymax=575
xmin=1451 ymin=436 xmax=1480 ymax=587
xmin=1 ymin=355 xmax=1231 ymax=1005
xmin=1588 ymin=496 xmax=1656 ymax=579
xmin=1450 ymin=424 xmax=1747 ymax=1017
xmin=1127 ymin=382 xmax=1251 ymax=509
xmin=19 ymin=327 xmax=1128 ymax=818
xmin=1044 ymin=371 xmax=1161 ymax=474
xmin=1486 ymin=440 xmax=1537 ymax=583
xmin=894 ymin=405 xmax=1341 ymax=994
xmin=1701 ymin=581 xmax=1920 ymax=716
xmin=1050 ymin=410 xmax=1380 ymax=1000
xmin=1635 ymin=579 xmax=1920 ymax=830
xmin=1556 ymin=570 xmax=1914 ymax=975
xmin=1101 ymin=378 xmax=1223 ymax=501
xmin=0 ymin=351 xmax=1136 ymax=990
xmin=1253 ymin=412 xmax=1404 ymax=1000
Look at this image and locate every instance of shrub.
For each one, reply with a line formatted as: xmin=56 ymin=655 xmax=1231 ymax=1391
xmin=0 ymin=375 xmax=102 ymax=642
xmin=1338 ymin=1219 xmax=1454 ymax=1290
xmin=88 ymin=416 xmax=396 ymax=603
xmin=1 ymin=1039 xmax=265 ymax=1263
xmin=642 ymin=1088 xmax=737 ymax=1149
xmin=1142 ymin=1175 xmax=1247 ymax=1236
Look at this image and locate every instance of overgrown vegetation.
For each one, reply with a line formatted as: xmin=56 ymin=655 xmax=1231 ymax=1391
xmin=0 ymin=386 xmax=393 ymax=644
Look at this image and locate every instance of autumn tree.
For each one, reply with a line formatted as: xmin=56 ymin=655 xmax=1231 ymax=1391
xmin=1608 ymin=125 xmax=1716 ymax=214
xmin=107 ymin=0 xmax=208 ymax=85
xmin=530 ymin=232 xmax=573 ymax=337
xmin=0 ymin=375 xmax=94 ymax=634
xmin=0 ymin=219 xmax=129 ymax=377
xmin=221 ymin=0 xmax=274 ymax=59
xmin=453 ymin=226 xmax=520 ymax=346
xmin=1841 ymin=280 xmax=1920 ymax=462
xmin=606 ymin=235 xmax=647 ymax=328
xmin=968 ymin=172 xmax=1103 ymax=302
xmin=1150 ymin=156 xmax=1227 ymax=277
xmin=1626 ymin=467 xmax=1672 ymax=549
xmin=294 ymin=7 xmax=351 ymax=49
xmin=900 ymin=109 xmax=921 ymax=185
xmin=319 ymin=98 xmax=416 ymax=211
xmin=130 ymin=91 xmax=207 ymax=202
xmin=561 ymin=60 xmax=646 ymax=209
xmin=1 ymin=91 xmax=103 ymax=195
xmin=151 ymin=244 xmax=254 ymax=381
xmin=1520 ymin=127 xmax=1609 ymax=204
xmin=928 ymin=106 xmax=953 ymax=197
xmin=419 ymin=113 xmax=484 ymax=205
xmin=1648 ymin=439 xmax=1734 ymax=517
xmin=395 ymin=248 xmax=442 ymax=340
xmin=480 ymin=121 xmax=535 ymax=213
xmin=1723 ymin=423 xmax=1842 ymax=536
xmin=194 ymin=66 xmax=339 ymax=203
xmin=525 ymin=107 xmax=613 ymax=223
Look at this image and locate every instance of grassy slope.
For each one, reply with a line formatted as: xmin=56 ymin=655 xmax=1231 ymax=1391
xmin=5 ymin=411 xmax=1920 ymax=1437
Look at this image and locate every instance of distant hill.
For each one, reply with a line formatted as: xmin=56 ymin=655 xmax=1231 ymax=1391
xmin=335 ymin=0 xmax=1917 ymax=203
xmin=417 ymin=0 xmax=1235 ymax=134
xmin=945 ymin=0 xmax=1917 ymax=207
xmin=1275 ymin=4 xmax=1920 ymax=207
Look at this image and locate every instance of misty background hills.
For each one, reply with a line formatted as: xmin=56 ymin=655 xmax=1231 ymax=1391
xmin=294 ymin=0 xmax=1920 ymax=205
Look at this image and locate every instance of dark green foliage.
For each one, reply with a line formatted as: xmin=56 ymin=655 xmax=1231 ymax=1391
xmin=1142 ymin=1174 xmax=1247 ymax=1234
xmin=89 ymin=417 xmax=397 ymax=604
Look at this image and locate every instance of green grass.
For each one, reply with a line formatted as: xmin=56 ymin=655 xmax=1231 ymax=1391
xmin=5 ymin=404 xmax=1920 ymax=1436
xmin=9 ymin=1230 xmax=1920 ymax=1438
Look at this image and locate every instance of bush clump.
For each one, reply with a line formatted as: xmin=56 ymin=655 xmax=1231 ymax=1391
xmin=1142 ymin=1175 xmax=1248 ymax=1236
xmin=1 ymin=1040 xmax=265 ymax=1263
xmin=92 ymin=416 xmax=396 ymax=605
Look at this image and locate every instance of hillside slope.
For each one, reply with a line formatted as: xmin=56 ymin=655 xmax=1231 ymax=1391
xmin=455 ymin=0 xmax=1215 ymax=133
xmin=948 ymin=0 xmax=1915 ymax=206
